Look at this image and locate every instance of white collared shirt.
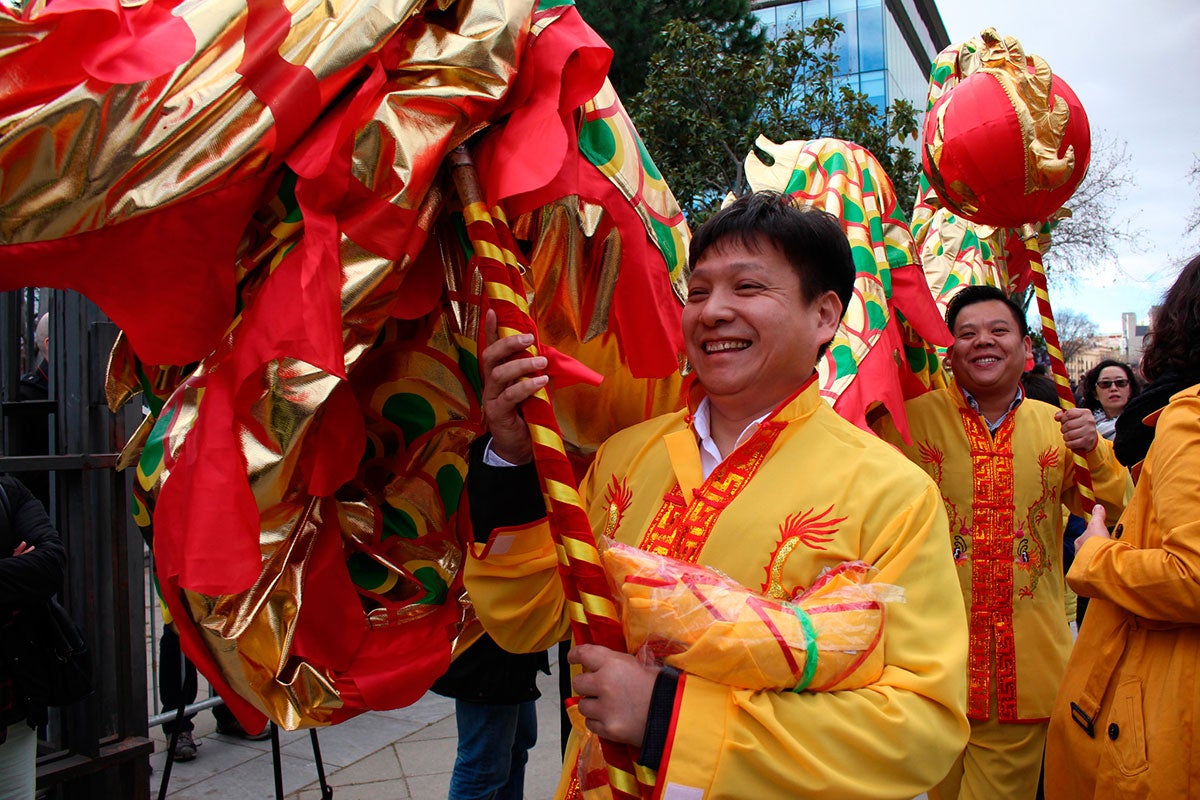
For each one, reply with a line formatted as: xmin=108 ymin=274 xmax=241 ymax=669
xmin=485 ymin=397 xmax=771 ymax=478
xmin=691 ymin=397 xmax=771 ymax=479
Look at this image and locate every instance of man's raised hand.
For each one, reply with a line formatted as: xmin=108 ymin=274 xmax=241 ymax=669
xmin=1055 ymin=407 xmax=1099 ymax=454
xmin=480 ymin=308 xmax=548 ymax=465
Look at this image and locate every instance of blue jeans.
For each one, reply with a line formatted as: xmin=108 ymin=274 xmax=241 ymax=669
xmin=449 ymin=699 xmax=538 ymax=800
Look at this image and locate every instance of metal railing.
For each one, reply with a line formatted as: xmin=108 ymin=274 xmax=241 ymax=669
xmin=2 ymin=289 xmax=331 ymax=799
xmin=1 ymin=289 xmax=153 ymax=799
xmin=143 ymin=548 xmax=223 ymax=731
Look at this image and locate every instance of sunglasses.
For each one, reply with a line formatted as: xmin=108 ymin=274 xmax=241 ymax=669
xmin=1097 ymin=379 xmax=1129 ymax=389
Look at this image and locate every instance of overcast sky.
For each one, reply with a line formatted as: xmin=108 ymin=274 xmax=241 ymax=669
xmin=934 ymin=0 xmax=1200 ymax=333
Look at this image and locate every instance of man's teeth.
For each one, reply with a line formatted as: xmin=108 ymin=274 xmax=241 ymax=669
xmin=705 ymin=340 xmax=749 ymax=353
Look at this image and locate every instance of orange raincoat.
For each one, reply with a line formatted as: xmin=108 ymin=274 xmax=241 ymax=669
xmin=1045 ymin=384 xmax=1200 ymax=798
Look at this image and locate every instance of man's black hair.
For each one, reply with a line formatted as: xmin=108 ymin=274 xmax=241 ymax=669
xmin=688 ymin=191 xmax=856 ymax=319
xmin=945 ymin=285 xmax=1029 ymax=337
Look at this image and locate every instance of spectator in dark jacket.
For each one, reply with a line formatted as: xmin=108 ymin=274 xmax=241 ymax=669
xmin=430 ymin=437 xmax=549 ymax=800
xmin=0 ymin=475 xmax=66 ymax=799
xmin=12 ymin=313 xmax=52 ymax=512
xmin=432 ymin=633 xmax=549 ymax=800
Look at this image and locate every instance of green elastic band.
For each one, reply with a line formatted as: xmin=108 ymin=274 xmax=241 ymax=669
xmin=790 ymin=606 xmax=819 ymax=693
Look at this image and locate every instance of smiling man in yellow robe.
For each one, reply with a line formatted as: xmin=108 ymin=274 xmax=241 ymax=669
xmin=874 ymin=285 xmax=1131 ymax=800
xmin=463 ymin=192 xmax=970 ymax=800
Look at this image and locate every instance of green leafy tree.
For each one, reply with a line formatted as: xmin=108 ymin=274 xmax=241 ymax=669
xmin=630 ymin=17 xmax=919 ymax=221
xmin=576 ymin=0 xmax=763 ymax=98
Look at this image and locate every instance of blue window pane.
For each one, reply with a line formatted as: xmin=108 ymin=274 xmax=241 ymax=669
xmin=830 ymin=0 xmax=858 ymax=77
xmin=754 ymin=7 xmax=777 ymax=40
xmin=803 ymin=0 xmax=830 ymax=27
xmin=780 ymin=2 xmax=805 ymax=35
xmin=857 ymin=0 xmax=885 ymax=71
xmin=860 ymin=70 xmax=887 ymax=111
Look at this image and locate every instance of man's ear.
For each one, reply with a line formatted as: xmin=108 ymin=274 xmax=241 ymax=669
xmin=1022 ymin=335 xmax=1033 ymax=360
xmin=816 ymin=291 xmax=843 ymax=337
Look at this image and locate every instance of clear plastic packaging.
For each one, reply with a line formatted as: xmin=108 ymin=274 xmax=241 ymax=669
xmin=599 ymin=538 xmax=905 ymax=693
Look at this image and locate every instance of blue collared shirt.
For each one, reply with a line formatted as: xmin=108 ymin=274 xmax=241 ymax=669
xmin=960 ymin=385 xmax=1024 ymax=434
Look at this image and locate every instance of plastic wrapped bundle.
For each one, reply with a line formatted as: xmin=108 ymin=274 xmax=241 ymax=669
xmin=600 ymin=539 xmax=904 ymax=692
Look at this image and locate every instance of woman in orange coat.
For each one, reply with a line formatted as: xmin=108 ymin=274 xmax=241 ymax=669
xmin=1045 ymin=253 xmax=1200 ymax=798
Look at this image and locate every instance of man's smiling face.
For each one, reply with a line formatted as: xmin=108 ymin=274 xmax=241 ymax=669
xmin=682 ymin=235 xmax=841 ymax=421
xmin=946 ymin=298 xmax=1032 ymax=400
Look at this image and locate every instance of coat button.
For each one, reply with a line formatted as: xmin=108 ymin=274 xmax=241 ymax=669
xmin=1108 ymin=723 xmax=1120 ymax=740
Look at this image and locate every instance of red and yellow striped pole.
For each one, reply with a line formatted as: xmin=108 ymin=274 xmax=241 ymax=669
xmin=1023 ymin=230 xmax=1096 ymax=507
xmin=449 ymin=146 xmax=654 ymax=800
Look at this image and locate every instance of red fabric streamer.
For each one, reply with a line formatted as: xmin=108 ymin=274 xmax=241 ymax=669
xmin=474 ymin=5 xmax=684 ymax=379
xmin=0 ymin=0 xmax=194 ymax=112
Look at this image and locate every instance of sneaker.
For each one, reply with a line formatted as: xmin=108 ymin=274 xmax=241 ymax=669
xmin=216 ymin=717 xmax=271 ymax=741
xmin=172 ymin=731 xmax=198 ymax=762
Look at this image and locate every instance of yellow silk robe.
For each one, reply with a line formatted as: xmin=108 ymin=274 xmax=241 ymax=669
xmin=466 ymin=383 xmax=969 ymax=800
xmin=1045 ymin=384 xmax=1200 ymax=798
xmin=875 ymin=382 xmax=1131 ymax=723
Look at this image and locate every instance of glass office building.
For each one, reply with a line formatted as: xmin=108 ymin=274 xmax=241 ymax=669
xmin=751 ymin=0 xmax=950 ymax=113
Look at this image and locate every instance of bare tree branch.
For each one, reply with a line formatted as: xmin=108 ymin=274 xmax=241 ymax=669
xmin=1054 ymin=308 xmax=1099 ymax=363
xmin=1044 ymin=132 xmax=1142 ymax=285
xmin=1186 ymin=156 xmax=1200 ymax=239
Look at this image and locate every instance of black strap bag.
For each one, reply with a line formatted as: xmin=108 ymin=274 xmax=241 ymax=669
xmin=0 ymin=481 xmax=93 ymax=708
xmin=1 ymin=599 xmax=93 ymax=707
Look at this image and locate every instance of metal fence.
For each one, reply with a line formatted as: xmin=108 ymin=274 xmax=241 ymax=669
xmin=1 ymin=289 xmax=153 ymax=799
xmin=143 ymin=549 xmax=223 ymax=732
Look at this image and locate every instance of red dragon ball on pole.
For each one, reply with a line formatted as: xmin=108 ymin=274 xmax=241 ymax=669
xmin=921 ymin=28 xmax=1097 ymax=505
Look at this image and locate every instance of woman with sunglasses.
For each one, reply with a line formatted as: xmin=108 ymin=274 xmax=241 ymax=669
xmin=1079 ymin=359 xmax=1140 ymax=440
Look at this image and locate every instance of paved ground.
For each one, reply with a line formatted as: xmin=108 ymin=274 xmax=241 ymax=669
xmin=141 ymin=563 xmax=930 ymax=800
xmin=150 ymin=660 xmax=565 ymax=799
xmin=142 ymin=550 xmax=564 ymax=800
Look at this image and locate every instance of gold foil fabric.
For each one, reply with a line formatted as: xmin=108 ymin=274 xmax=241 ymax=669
xmin=1 ymin=0 xmax=689 ymax=729
xmin=0 ymin=0 xmax=432 ymax=243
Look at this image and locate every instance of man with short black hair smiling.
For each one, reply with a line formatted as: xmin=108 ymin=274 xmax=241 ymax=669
xmin=875 ymin=284 xmax=1131 ymax=800
xmin=464 ymin=191 xmax=970 ymax=799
